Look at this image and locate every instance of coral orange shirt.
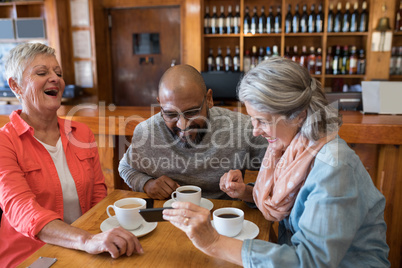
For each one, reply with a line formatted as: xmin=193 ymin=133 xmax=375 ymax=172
xmin=0 ymin=110 xmax=107 ymax=268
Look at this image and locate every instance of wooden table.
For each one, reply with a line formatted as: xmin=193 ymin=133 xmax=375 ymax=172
xmin=18 ymin=190 xmax=272 ymax=268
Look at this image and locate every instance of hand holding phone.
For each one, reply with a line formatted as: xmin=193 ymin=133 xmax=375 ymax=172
xmin=139 ymin=207 xmax=173 ymax=222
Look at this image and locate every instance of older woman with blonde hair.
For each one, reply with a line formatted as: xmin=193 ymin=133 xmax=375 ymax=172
xmin=0 ymin=43 xmax=142 ymax=267
xmin=163 ymin=57 xmax=390 ymax=267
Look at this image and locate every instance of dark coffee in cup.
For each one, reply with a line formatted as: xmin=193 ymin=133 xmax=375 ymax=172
xmin=179 ymin=190 xmax=198 ymax=194
xmin=218 ymin=213 xmax=239 ymax=218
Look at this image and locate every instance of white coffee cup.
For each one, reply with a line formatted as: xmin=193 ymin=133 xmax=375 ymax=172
xmin=106 ymin=197 xmax=146 ymax=230
xmin=171 ymin=185 xmax=201 ymax=206
xmin=213 ymin=207 xmax=244 ymax=237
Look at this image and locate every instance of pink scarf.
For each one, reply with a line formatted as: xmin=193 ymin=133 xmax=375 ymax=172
xmin=253 ymin=132 xmax=335 ymax=221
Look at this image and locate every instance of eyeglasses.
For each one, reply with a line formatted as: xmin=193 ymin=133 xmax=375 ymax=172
xmin=160 ymin=96 xmax=206 ymax=122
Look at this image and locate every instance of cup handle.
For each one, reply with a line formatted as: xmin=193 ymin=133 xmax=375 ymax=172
xmin=171 ymin=191 xmax=177 ymax=201
xmin=106 ymin=205 xmax=115 ymax=218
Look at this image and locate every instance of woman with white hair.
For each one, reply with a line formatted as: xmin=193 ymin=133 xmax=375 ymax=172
xmin=0 ymin=43 xmax=143 ymax=267
xmin=163 ymin=57 xmax=390 ymax=267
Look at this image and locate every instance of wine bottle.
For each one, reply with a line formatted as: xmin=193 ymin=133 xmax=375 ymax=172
xmin=244 ymin=50 xmax=251 ymax=72
xmin=293 ymin=4 xmax=300 ymax=33
xmin=342 ymin=2 xmax=351 ymax=32
xmin=266 ymin=6 xmax=274 ymax=33
xmin=258 ymin=6 xmax=266 ymax=34
xmin=215 ymin=46 xmax=224 ymax=71
xmin=357 ymin=49 xmax=366 ymax=74
xmin=334 ymin=2 xmax=342 ymax=33
xmin=349 ymin=46 xmax=358 ymax=74
xmin=341 ymin=45 xmax=349 ymax=74
xmin=308 ymin=4 xmax=316 ymax=33
xmin=272 ymin=45 xmax=279 ymax=57
xmin=300 ymin=4 xmax=308 ymax=33
xmin=224 ymin=46 xmax=233 ymax=72
xmin=264 ymin=46 xmax=272 ymax=61
xmin=204 ymin=6 xmax=211 ymax=34
xmin=234 ymin=5 xmax=241 ymax=34
xmin=250 ymin=6 xmax=258 ymax=34
xmin=274 ymin=6 xmax=282 ymax=33
xmin=350 ymin=2 xmax=359 ymax=32
xmin=211 ymin=6 xmax=218 ymax=34
xmin=284 ymin=46 xmax=291 ymax=59
xmin=332 ymin=45 xmax=341 ymax=75
xmin=258 ymin=46 xmax=265 ymax=64
xmin=327 ymin=3 xmax=334 ymax=32
xmin=300 ymin=45 xmax=308 ymax=68
xmin=207 ymin=48 xmax=214 ymax=71
xmin=291 ymin=46 xmax=300 ymax=63
xmin=326 ymin=46 xmax=333 ymax=74
xmin=307 ymin=46 xmax=316 ymax=74
xmin=390 ymin=47 xmax=398 ymax=75
xmin=244 ymin=6 xmax=251 ymax=34
xmin=218 ymin=6 xmax=226 ymax=34
xmin=315 ymin=48 xmax=322 ymax=75
xmin=396 ymin=1 xmax=402 ymax=32
xmin=359 ymin=1 xmax=368 ymax=32
xmin=395 ymin=47 xmax=402 ymax=75
xmin=226 ymin=5 xmax=233 ymax=34
xmin=316 ymin=3 xmax=324 ymax=33
xmin=233 ymin=46 xmax=240 ymax=72
xmin=285 ymin=4 xmax=292 ymax=33
xmin=251 ymin=46 xmax=258 ymax=68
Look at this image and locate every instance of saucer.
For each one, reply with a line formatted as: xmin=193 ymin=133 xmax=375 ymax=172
xmin=163 ymin=198 xmax=214 ymax=210
xmin=100 ymin=216 xmax=157 ymax=237
xmin=211 ymin=220 xmax=259 ymax=241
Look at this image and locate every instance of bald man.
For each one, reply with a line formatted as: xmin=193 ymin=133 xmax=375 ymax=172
xmin=119 ymin=65 xmax=267 ymax=200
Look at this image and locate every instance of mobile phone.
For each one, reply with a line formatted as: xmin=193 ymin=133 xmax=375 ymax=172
xmin=139 ymin=207 xmax=173 ymax=222
xmin=28 ymin=257 xmax=57 ymax=268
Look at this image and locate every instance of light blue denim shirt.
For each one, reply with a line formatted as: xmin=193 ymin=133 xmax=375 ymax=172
xmin=242 ymin=137 xmax=390 ymax=267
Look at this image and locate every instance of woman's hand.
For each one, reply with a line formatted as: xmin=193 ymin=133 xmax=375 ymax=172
xmin=162 ymin=202 xmax=220 ymax=254
xmin=82 ymin=227 xmax=143 ymax=258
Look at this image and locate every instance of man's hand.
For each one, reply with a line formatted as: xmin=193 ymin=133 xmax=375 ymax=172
xmin=143 ymin=176 xmax=180 ymax=199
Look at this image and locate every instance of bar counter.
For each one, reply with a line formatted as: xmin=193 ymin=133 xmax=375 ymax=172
xmin=1 ymin=105 xmax=401 ymax=266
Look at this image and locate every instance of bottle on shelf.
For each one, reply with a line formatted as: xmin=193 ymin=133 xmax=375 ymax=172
xmin=233 ymin=46 xmax=240 ymax=72
xmin=349 ymin=46 xmax=358 ymax=74
xmin=307 ymin=46 xmax=316 ymax=74
xmin=332 ymin=45 xmax=341 ymax=75
xmin=264 ymin=46 xmax=272 ymax=61
xmin=342 ymin=2 xmax=351 ymax=32
xmin=224 ymin=46 xmax=233 ymax=72
xmin=251 ymin=6 xmax=258 ymax=34
xmin=207 ymin=48 xmax=214 ymax=71
xmin=244 ymin=50 xmax=251 ymax=72
xmin=226 ymin=5 xmax=233 ymax=34
xmin=266 ymin=6 xmax=274 ymax=33
xmin=215 ymin=46 xmax=224 ymax=71
xmin=293 ymin=4 xmax=300 ymax=33
xmin=291 ymin=46 xmax=300 ymax=63
xmin=300 ymin=4 xmax=308 ymax=33
xmin=396 ymin=1 xmax=402 ymax=32
xmin=390 ymin=47 xmax=398 ymax=75
xmin=359 ymin=1 xmax=368 ymax=32
xmin=341 ymin=45 xmax=349 ymax=74
xmin=316 ymin=3 xmax=324 ymax=33
xmin=327 ymin=3 xmax=334 ymax=32
xmin=315 ymin=47 xmax=322 ymax=75
xmin=395 ymin=47 xmax=402 ymax=75
xmin=234 ymin=5 xmax=241 ymax=34
xmin=274 ymin=5 xmax=282 ymax=33
xmin=284 ymin=46 xmax=291 ymax=59
xmin=244 ymin=6 xmax=251 ymax=34
xmin=308 ymin=4 xmax=316 ymax=33
xmin=204 ymin=6 xmax=211 ymax=34
xmin=272 ymin=45 xmax=279 ymax=57
xmin=258 ymin=6 xmax=266 ymax=34
xmin=350 ymin=2 xmax=359 ymax=32
xmin=285 ymin=4 xmax=292 ymax=33
xmin=218 ymin=6 xmax=226 ymax=34
xmin=334 ymin=2 xmax=342 ymax=33
xmin=211 ymin=6 xmax=218 ymax=34
xmin=326 ymin=46 xmax=334 ymax=74
xmin=300 ymin=45 xmax=308 ymax=68
xmin=251 ymin=45 xmax=258 ymax=69
xmin=258 ymin=46 xmax=265 ymax=64
xmin=357 ymin=49 xmax=366 ymax=74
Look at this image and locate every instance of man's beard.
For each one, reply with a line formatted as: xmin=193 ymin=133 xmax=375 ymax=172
xmin=169 ymin=123 xmax=207 ymax=149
